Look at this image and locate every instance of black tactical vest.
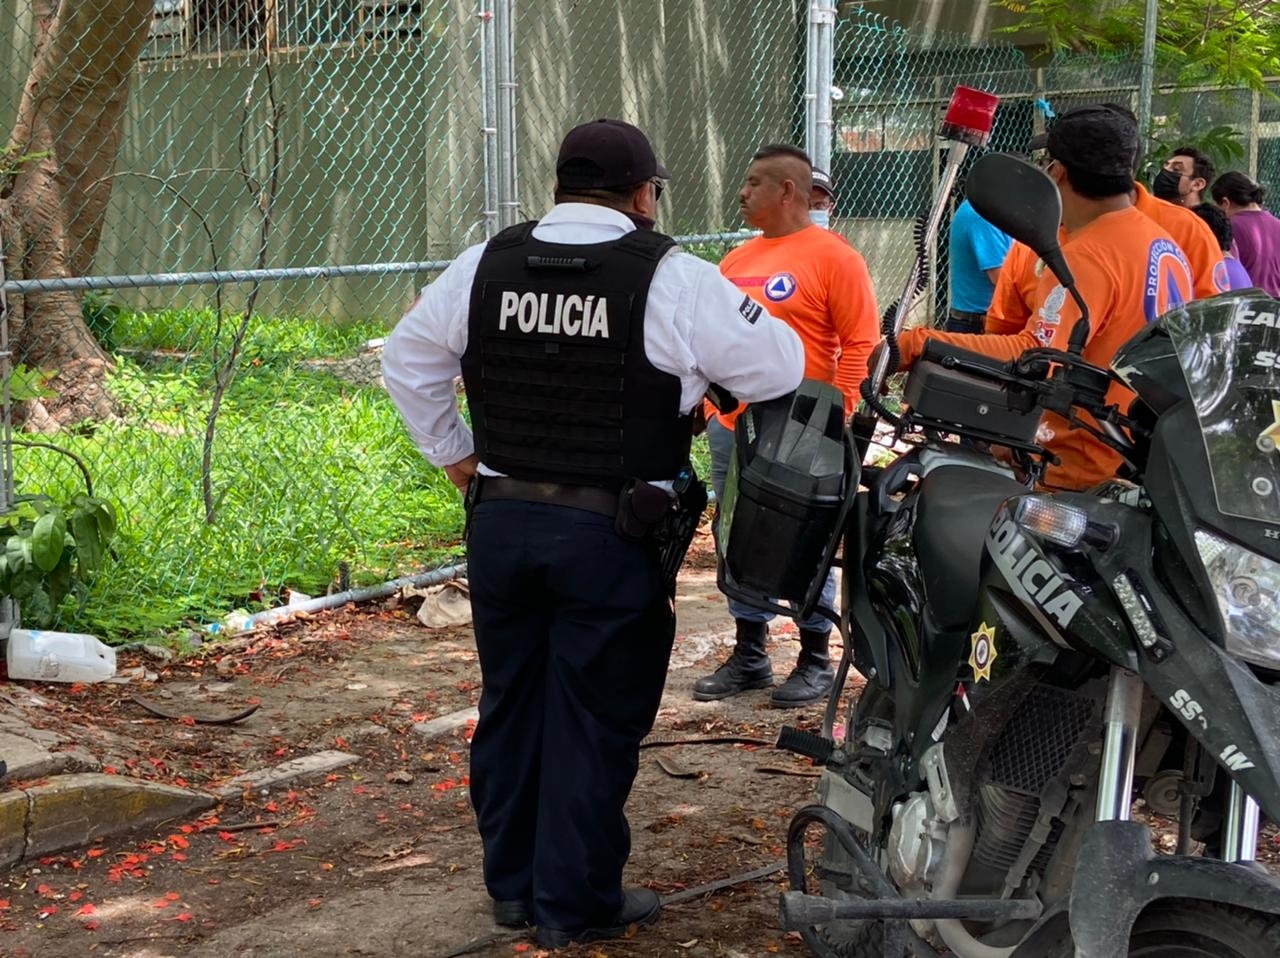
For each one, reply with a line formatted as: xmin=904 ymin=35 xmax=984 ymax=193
xmin=460 ymin=221 xmax=692 ymax=486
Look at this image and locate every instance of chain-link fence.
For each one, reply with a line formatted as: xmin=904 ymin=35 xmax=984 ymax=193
xmin=1 ymin=2 xmax=1278 ymax=639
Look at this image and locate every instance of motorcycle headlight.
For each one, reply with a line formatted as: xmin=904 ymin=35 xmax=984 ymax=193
xmin=1194 ymin=529 xmax=1280 ymax=669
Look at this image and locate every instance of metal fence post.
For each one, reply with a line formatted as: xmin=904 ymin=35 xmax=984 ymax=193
xmin=1137 ymin=0 xmax=1158 ymax=150
xmin=496 ymin=0 xmax=519 ymax=229
xmin=813 ymin=1 xmax=836 ymax=176
xmin=480 ymin=0 xmax=500 ymax=239
xmin=804 ymin=4 xmax=818 ymax=160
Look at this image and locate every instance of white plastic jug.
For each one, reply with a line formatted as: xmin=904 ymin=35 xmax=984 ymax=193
xmin=5 ymin=628 xmax=117 ymax=683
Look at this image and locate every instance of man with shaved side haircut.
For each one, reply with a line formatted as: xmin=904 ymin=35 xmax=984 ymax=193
xmin=694 ymin=144 xmax=880 ymax=708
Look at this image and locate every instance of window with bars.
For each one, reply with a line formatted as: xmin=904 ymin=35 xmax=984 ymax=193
xmin=142 ymin=0 xmax=425 ymax=59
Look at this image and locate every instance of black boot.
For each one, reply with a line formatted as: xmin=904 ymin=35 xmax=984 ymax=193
xmin=692 ymin=620 xmax=773 ymax=701
xmin=770 ymin=628 xmax=835 ymax=708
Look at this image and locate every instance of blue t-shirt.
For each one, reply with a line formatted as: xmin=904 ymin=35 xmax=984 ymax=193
xmin=949 ymin=199 xmax=1014 ymax=313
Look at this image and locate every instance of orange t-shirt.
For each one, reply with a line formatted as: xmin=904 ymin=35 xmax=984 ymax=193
xmin=711 ymin=224 xmax=879 ymax=425
xmin=900 ymin=206 xmax=1193 ymax=490
xmin=1132 ymin=183 xmax=1227 ymax=299
xmin=986 ymin=241 xmax=1042 ymax=334
xmin=984 ymin=185 xmax=1225 ymax=335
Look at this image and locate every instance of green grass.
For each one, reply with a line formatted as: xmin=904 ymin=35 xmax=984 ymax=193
xmin=15 ymin=303 xmax=726 ymax=641
xmin=15 ymin=307 xmax=464 ymax=640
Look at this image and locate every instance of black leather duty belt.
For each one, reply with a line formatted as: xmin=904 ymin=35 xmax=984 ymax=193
xmin=474 ymin=477 xmax=618 ymax=517
xmin=949 ymin=308 xmax=986 ymax=321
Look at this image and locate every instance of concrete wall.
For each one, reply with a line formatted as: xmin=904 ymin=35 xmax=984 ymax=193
xmin=2 ymin=1 xmax=803 ymax=321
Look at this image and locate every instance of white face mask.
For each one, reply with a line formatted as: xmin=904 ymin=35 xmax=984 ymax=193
xmin=809 ymin=209 xmax=831 ymax=229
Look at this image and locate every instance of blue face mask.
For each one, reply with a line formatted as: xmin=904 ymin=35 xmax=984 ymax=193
xmin=809 ymin=209 xmax=831 ymax=229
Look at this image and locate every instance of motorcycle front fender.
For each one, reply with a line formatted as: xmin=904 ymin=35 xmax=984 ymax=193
xmin=1063 ymin=820 xmax=1280 ymax=958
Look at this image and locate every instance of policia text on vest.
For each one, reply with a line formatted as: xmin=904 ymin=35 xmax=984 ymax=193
xmin=497 ymin=289 xmax=615 ymax=338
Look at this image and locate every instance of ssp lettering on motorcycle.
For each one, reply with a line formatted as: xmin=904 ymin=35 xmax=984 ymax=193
xmin=987 ymin=517 xmax=1084 ymax=630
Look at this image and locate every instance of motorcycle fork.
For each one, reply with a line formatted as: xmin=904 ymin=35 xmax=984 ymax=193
xmin=1096 ymin=667 xmax=1143 ymax=822
xmin=1097 ymin=667 xmax=1261 ymax=861
xmin=1223 ymin=782 xmax=1261 ymax=862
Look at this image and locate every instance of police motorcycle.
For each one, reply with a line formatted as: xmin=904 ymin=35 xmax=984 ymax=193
xmin=715 ymin=150 xmax=1280 ymax=958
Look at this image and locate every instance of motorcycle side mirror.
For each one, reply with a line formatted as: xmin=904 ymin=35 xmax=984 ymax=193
xmin=966 ymin=153 xmax=1091 ymax=354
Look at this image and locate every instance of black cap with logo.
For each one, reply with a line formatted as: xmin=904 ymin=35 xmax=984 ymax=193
xmin=811 ymin=168 xmax=836 ymax=197
xmin=1046 ymin=104 xmax=1139 ymax=177
xmin=556 ymin=118 xmax=670 ymax=191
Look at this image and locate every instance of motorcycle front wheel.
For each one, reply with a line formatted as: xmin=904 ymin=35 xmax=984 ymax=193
xmin=1049 ymin=900 xmax=1280 ymax=957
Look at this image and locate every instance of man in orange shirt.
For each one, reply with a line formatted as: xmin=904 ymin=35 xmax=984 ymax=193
xmin=694 ymin=144 xmax=879 ymax=707
xmin=898 ymin=104 xmax=1193 ymax=491
xmin=986 ymin=123 xmax=1225 ymax=335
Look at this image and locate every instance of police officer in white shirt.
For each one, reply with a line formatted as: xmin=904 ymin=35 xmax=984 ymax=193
xmin=382 ymin=118 xmax=803 ymax=950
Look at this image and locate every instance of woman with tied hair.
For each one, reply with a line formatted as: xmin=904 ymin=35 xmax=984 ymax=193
xmin=1212 ymin=171 xmax=1280 ymax=296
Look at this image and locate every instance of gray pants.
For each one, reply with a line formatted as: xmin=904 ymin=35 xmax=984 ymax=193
xmin=706 ymin=417 xmax=837 ymax=632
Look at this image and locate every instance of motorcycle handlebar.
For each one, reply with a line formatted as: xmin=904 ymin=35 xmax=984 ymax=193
xmin=915 ymin=340 xmax=1132 ymax=433
xmin=918 ymin=339 xmax=1017 ymax=379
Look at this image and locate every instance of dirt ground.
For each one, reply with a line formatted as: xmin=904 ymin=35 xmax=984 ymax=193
xmin=0 ymin=536 xmax=847 ymax=958
xmin=1 ymin=532 xmax=1276 ymax=958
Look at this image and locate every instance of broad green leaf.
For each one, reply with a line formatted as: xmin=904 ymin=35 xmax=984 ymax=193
xmin=71 ymin=510 xmax=106 ymax=574
xmin=93 ymin=499 xmax=118 ymax=541
xmin=6 ymin=535 xmax=31 ymax=573
xmin=31 ymin=511 xmax=67 ymax=573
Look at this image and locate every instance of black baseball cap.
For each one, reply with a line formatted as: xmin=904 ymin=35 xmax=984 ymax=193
xmin=1027 ymin=132 xmax=1049 ymax=153
xmin=1046 ymin=104 xmax=1138 ymax=177
xmin=811 ymin=168 xmax=836 ymax=197
xmin=556 ymin=118 xmax=669 ymax=191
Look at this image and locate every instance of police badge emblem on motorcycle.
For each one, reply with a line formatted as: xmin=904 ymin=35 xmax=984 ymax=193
xmin=968 ymin=622 xmax=998 ymax=682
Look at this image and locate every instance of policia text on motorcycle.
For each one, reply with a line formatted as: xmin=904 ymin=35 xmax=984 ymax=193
xmin=381 ymin=118 xmax=804 ymax=950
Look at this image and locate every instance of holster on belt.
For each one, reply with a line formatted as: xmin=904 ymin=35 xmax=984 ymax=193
xmin=648 ymin=467 xmax=708 ymax=598
xmin=463 ymin=473 xmax=482 ymax=539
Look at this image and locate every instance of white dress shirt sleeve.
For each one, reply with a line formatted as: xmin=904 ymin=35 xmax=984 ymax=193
xmin=642 ymin=252 xmax=805 ymax=410
xmin=381 ymin=244 xmax=485 ymax=467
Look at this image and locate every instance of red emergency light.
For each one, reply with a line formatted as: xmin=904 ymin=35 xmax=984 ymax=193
xmin=940 ymin=85 xmax=999 ymax=147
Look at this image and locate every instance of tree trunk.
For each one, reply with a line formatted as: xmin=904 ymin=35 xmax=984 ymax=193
xmin=2 ymin=0 xmax=155 ymax=427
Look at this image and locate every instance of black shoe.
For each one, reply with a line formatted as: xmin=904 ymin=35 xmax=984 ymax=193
xmin=692 ymin=620 xmax=773 ymax=701
xmin=492 ymin=898 xmax=534 ymax=928
xmin=770 ymin=632 xmax=834 ymax=708
xmin=535 ymin=887 xmax=661 ymax=949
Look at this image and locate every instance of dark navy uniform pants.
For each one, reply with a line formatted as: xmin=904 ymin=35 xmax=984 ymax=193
xmin=465 ymin=498 xmax=675 ymax=933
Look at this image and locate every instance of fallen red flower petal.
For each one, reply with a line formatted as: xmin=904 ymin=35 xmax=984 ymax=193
xmin=174 ymin=912 xmax=194 ymax=922
xmin=75 ymin=904 xmax=96 ymax=917
xmin=82 ymin=921 xmax=100 ymax=931
xmin=164 ymin=892 xmax=180 ymax=901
